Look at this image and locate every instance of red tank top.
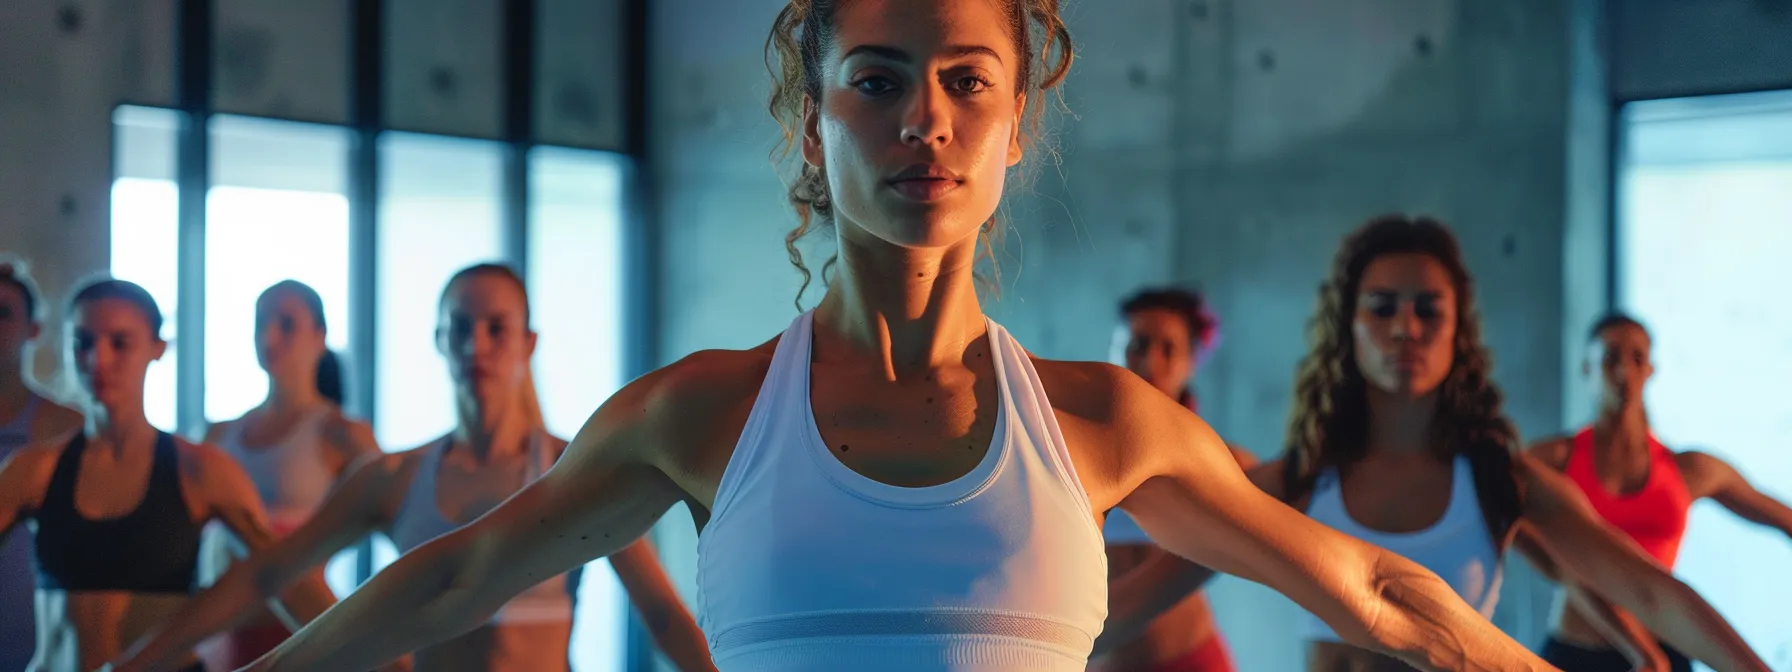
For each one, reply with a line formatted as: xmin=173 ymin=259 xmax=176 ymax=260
xmin=1564 ymin=428 xmax=1692 ymax=568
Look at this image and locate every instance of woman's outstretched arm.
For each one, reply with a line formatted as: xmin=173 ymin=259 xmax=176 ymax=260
xmin=244 ymin=369 xmax=698 ymax=672
xmin=1086 ymin=365 xmax=1555 ymax=672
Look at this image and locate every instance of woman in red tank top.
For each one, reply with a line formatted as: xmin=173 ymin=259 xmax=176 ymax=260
xmin=1529 ymin=314 xmax=1792 ymax=672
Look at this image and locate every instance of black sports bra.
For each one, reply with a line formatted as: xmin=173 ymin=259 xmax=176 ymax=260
xmin=34 ymin=431 xmax=203 ymax=593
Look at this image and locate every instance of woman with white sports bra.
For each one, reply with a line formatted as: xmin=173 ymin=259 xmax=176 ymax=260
xmin=111 ymin=264 xmax=713 ymax=672
xmin=224 ymin=4 xmax=1567 ymax=672
xmin=196 ymin=280 xmax=382 ymax=671
xmin=1245 ymin=215 xmax=1768 ymax=671
xmin=0 ymin=256 xmax=84 ymax=671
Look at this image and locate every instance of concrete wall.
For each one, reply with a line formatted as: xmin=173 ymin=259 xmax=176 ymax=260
xmin=647 ymin=0 xmax=1613 ymax=667
xmin=0 ymin=0 xmax=177 ymax=385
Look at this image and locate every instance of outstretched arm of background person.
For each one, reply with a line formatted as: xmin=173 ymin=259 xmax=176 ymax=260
xmin=112 ymin=451 xmax=396 ymax=672
xmin=609 ymin=539 xmax=718 ymax=672
xmin=1679 ymin=451 xmax=1792 ymax=542
xmin=1516 ymin=454 xmax=1769 ymax=672
xmin=240 ymin=368 xmax=697 ymax=672
xmin=1511 ymin=527 xmax=1670 ymax=672
xmin=1093 ymin=369 xmax=1553 ymax=672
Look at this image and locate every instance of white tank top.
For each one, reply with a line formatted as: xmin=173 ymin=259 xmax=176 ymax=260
xmin=1300 ymin=455 xmax=1502 ymax=641
xmin=217 ymin=408 xmax=337 ymax=534
xmin=390 ymin=432 xmax=573 ymax=625
xmin=696 ymin=311 xmax=1109 ymax=672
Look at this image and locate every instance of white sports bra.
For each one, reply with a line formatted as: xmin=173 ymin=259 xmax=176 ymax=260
xmin=1300 ymin=455 xmax=1503 ymax=641
xmin=696 ymin=311 xmax=1110 ymax=671
xmin=217 ymin=408 xmax=337 ymax=534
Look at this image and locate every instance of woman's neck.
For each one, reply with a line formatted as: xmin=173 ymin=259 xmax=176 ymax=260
xmin=452 ymin=395 xmax=532 ymax=463
xmin=1593 ymin=398 xmax=1651 ymax=461
xmin=1364 ymin=387 xmax=1440 ymax=458
xmin=86 ymin=399 xmax=157 ymax=457
xmin=814 ymin=228 xmax=987 ymax=379
xmin=264 ymin=377 xmax=326 ymax=415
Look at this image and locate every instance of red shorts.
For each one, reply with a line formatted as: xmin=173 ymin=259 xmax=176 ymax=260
xmin=1144 ymin=636 xmax=1235 ymax=672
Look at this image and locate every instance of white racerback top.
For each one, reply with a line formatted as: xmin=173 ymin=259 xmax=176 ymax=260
xmin=390 ymin=432 xmax=573 ymax=625
xmin=1301 ymin=455 xmax=1503 ymax=642
xmin=696 ymin=311 xmax=1110 ymax=672
xmin=217 ymin=408 xmax=337 ymax=534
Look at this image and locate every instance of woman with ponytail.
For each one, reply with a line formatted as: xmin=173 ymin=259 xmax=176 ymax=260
xmin=193 ymin=280 xmax=381 ymax=670
xmin=112 ymin=264 xmax=712 ymax=672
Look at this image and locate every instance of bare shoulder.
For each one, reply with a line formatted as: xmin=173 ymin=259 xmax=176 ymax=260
xmin=1029 ymin=358 xmax=1232 ymax=510
xmin=1524 ymin=434 xmax=1574 ymax=471
xmin=176 ymin=436 xmax=239 ymax=476
xmin=322 ymin=408 xmax=380 ymax=455
xmin=176 ymin=438 xmax=269 ymax=497
xmin=0 ymin=439 xmax=70 ymax=507
xmin=1027 ymin=358 xmax=1149 ymax=425
xmin=1672 ymin=448 xmax=1727 ymax=474
xmin=595 ymin=343 xmax=779 ymax=469
xmin=1672 ymin=449 xmax=1734 ymax=498
xmin=28 ymin=398 xmax=83 ymax=443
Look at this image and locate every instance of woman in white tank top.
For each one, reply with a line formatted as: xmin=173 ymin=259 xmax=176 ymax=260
xmin=0 ymin=256 xmax=83 ymax=672
xmin=194 ymin=280 xmax=382 ymax=671
xmin=1239 ymin=216 xmax=1766 ymax=671
xmin=226 ymin=4 xmax=1561 ymax=672
xmin=110 ymin=265 xmax=713 ymax=672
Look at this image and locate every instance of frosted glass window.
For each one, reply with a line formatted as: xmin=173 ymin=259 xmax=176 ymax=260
xmin=369 ymin=132 xmax=505 ymax=573
xmin=1617 ymin=90 xmax=1792 ymax=672
xmin=528 ymin=147 xmax=629 ymax=672
xmin=109 ymin=106 xmax=183 ymax=433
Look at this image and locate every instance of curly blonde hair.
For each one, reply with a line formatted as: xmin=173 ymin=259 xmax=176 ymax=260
xmin=1282 ymin=215 xmax=1523 ymax=543
xmin=764 ymin=0 xmax=1075 ymax=310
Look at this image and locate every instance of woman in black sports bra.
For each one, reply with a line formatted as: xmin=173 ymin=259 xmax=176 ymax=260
xmin=0 ymin=278 xmax=309 ymax=672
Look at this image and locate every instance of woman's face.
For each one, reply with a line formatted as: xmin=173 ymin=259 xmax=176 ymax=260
xmin=71 ymin=298 xmax=165 ymax=409
xmin=1589 ymin=323 xmax=1652 ymax=407
xmin=1352 ymin=253 xmax=1458 ymax=398
xmin=255 ymin=290 xmax=327 ymax=385
xmin=1117 ymin=308 xmax=1195 ymax=399
xmin=0 ymin=284 xmax=37 ymax=371
xmin=802 ymin=0 xmax=1026 ymax=252
xmin=436 ymin=274 xmax=535 ymax=413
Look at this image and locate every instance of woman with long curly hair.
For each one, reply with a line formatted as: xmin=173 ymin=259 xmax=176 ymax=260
xmin=221 ymin=3 xmax=1561 ymax=671
xmin=1523 ymin=313 xmax=1792 ymax=671
xmin=1249 ymin=215 xmax=1766 ymax=672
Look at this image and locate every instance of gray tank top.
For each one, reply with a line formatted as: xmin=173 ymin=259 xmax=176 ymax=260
xmin=217 ymin=408 xmax=336 ymax=534
xmin=389 ymin=432 xmax=572 ymax=624
xmin=0 ymin=395 xmax=41 ymax=671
